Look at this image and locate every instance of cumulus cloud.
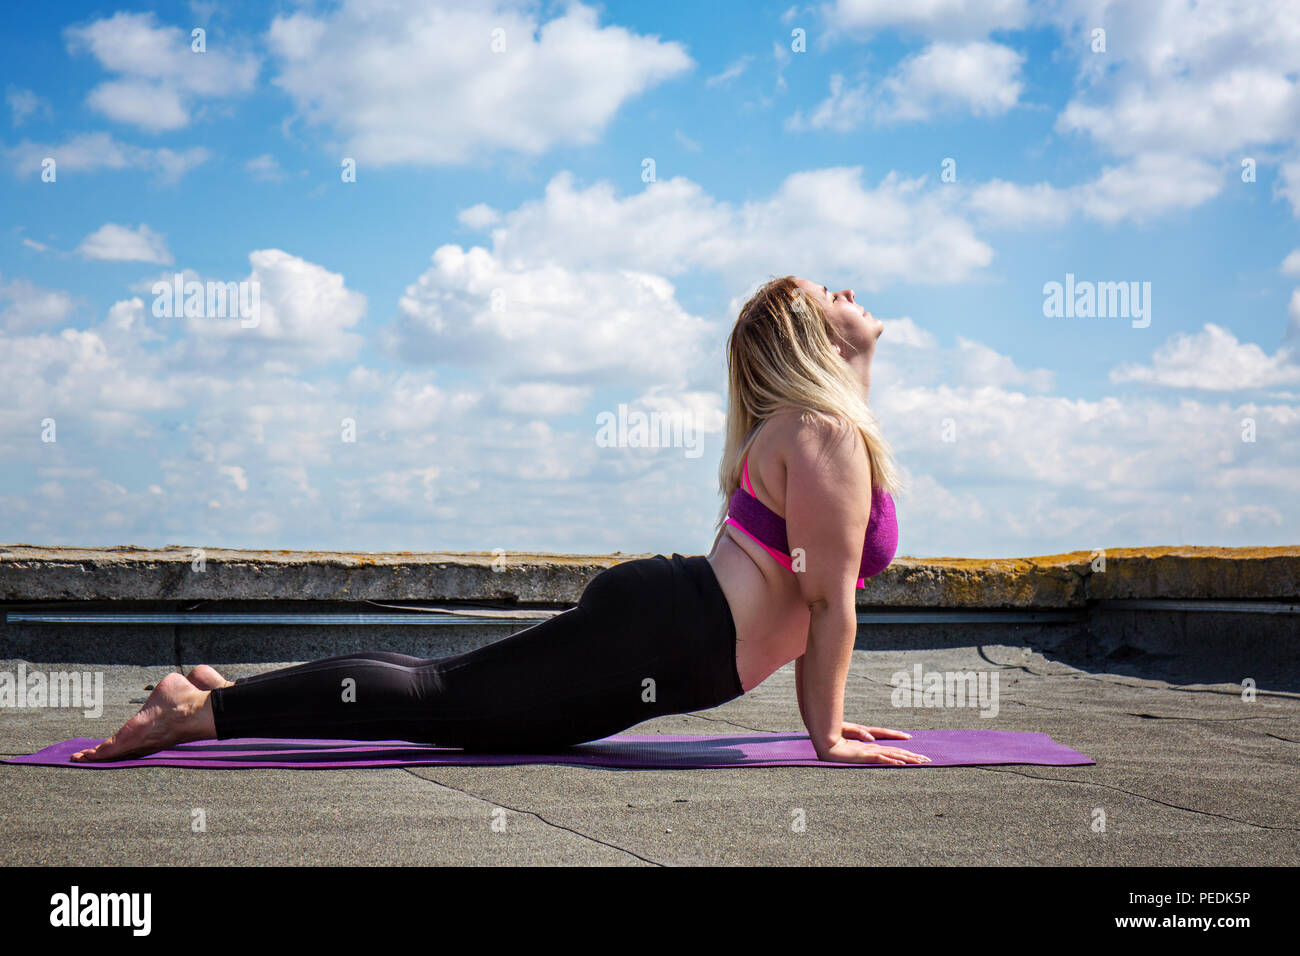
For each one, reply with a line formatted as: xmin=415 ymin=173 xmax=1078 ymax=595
xmin=381 ymin=244 xmax=712 ymax=386
xmin=954 ymin=336 xmax=1055 ymax=392
xmin=267 ymin=0 xmax=692 ymax=165
xmin=868 ymin=376 xmax=1299 ymax=552
xmin=1277 ymin=157 xmax=1300 ymax=218
xmin=1052 ymin=0 xmax=1300 ymax=159
xmin=0 ymin=278 xmax=79 ymax=332
xmin=65 ymin=11 xmax=259 ymax=131
xmin=888 ymin=0 xmax=1300 ymax=229
xmin=787 ymin=41 xmax=1025 ymax=130
xmin=822 ymin=0 xmax=1032 ymax=40
xmin=77 ymin=223 xmax=174 ymax=264
xmin=967 ymin=153 xmax=1224 ymax=227
xmin=4 ymin=131 xmax=210 ymax=182
xmin=244 ymin=153 xmax=286 ymax=181
xmin=1109 ymin=323 xmax=1300 ymax=390
xmin=471 ymin=167 xmax=994 ymax=294
xmin=6 ymin=86 xmax=53 ymax=125
xmin=881 ymin=41 xmax=1024 ymax=121
xmin=786 ymin=74 xmax=873 ymax=132
xmin=878 ymin=316 xmax=938 ymax=349
xmin=165 ymin=249 xmax=368 ymax=372
xmin=493 ymin=382 xmax=593 ymax=416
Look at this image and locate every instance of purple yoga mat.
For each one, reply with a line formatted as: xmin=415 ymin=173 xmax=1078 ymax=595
xmin=3 ymin=729 xmax=1093 ymax=770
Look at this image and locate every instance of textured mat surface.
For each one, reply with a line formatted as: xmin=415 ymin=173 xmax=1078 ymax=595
xmin=3 ymin=729 xmax=1094 ymax=769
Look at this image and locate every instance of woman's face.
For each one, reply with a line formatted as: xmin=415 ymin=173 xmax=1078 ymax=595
xmin=792 ymin=277 xmax=884 ymax=367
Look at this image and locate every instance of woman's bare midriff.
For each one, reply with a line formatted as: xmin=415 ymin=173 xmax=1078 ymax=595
xmin=706 ymin=526 xmax=812 ymax=692
xmin=703 ymin=411 xmax=819 ymax=692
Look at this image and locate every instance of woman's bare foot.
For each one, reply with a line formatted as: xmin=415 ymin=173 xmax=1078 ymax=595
xmin=72 ymin=672 xmax=216 ymax=762
xmin=184 ymin=664 xmax=234 ymax=690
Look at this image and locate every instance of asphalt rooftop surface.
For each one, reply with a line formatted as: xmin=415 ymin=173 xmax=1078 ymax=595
xmin=2 ymin=645 xmax=1296 ymax=866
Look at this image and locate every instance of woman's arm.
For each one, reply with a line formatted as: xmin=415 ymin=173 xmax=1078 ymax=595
xmin=783 ymin=415 xmax=869 ymax=756
xmin=784 ymin=415 xmax=929 ymax=765
xmin=794 ymin=651 xmax=810 ymax=731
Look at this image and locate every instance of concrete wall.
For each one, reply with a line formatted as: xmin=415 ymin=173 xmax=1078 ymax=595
xmin=2 ymin=544 xmax=1297 ymax=687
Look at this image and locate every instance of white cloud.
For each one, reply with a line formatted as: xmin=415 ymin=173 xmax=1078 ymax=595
xmin=476 ymin=167 xmax=994 ymax=294
xmin=493 ymin=382 xmax=593 ymax=416
xmin=967 ymin=153 xmax=1223 ymax=227
xmin=881 ymin=41 xmax=1025 ymax=121
xmin=2 ymin=247 xmax=1296 ymax=557
xmin=786 ymin=74 xmax=872 ymax=132
xmin=706 ymin=55 xmax=752 ymax=87
xmin=787 ymin=40 xmax=1024 ymax=130
xmin=103 ymin=297 xmax=165 ymax=342
xmin=0 ymin=278 xmax=78 ymax=331
xmin=1281 ymin=249 xmax=1300 ymax=277
xmin=267 ymin=0 xmax=692 ymax=165
xmin=1050 ymin=0 xmax=1300 ymax=186
xmin=165 ymin=249 xmax=368 ymax=372
xmin=151 ymin=146 xmax=211 ymax=182
xmin=965 ymin=179 xmax=1072 ymax=228
xmin=85 ymin=81 xmax=188 ymax=132
xmin=65 ymin=11 xmax=259 ymax=131
xmin=458 ymin=204 xmax=501 ymax=229
xmin=219 ymin=464 xmax=248 ymax=491
xmin=245 ymin=153 xmax=286 ymax=181
xmin=6 ymin=86 xmax=53 ymax=125
xmin=4 ymin=132 xmax=210 ymax=182
xmin=955 ymin=336 xmax=1055 ymax=391
xmin=868 ymin=374 xmax=1300 ymax=553
xmin=1072 ymin=153 xmax=1223 ymax=225
xmin=952 ymin=1 xmax=1300 ymax=229
xmin=1109 ymin=323 xmax=1300 ymax=390
xmin=1277 ymin=157 xmax=1300 ymax=218
xmin=674 ymin=129 xmax=701 ymax=152
xmin=77 ymin=223 xmax=174 ymax=264
xmin=823 ymin=0 xmax=1032 ymax=40
xmin=878 ymin=316 xmax=938 ymax=349
xmin=381 ymin=244 xmax=712 ymax=386
xmin=871 ymin=321 xmax=1052 ymax=397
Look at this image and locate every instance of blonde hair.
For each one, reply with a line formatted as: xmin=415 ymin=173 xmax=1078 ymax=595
xmin=714 ymin=274 xmax=906 ymax=534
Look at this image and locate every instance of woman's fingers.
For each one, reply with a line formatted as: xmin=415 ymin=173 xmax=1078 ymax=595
xmin=873 ymin=746 xmax=928 ymax=763
xmin=820 ymin=738 xmax=931 ymax=764
xmin=862 ymin=727 xmax=911 ymax=739
xmin=841 ymin=723 xmax=875 ymax=741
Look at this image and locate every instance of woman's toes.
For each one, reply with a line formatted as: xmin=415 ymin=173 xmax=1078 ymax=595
xmin=79 ymin=672 xmax=204 ymax=761
xmin=184 ymin=664 xmax=232 ymax=690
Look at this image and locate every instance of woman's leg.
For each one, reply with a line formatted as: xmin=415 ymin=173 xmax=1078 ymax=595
xmin=205 ymin=604 xmax=651 ymax=748
xmin=75 ymin=553 xmax=741 ymax=759
xmin=208 ymin=556 xmax=701 ymax=749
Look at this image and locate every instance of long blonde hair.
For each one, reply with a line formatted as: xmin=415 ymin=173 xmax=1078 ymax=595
xmin=714 ymin=274 xmax=906 ymax=534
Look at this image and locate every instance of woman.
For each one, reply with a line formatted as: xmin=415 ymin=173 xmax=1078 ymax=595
xmin=73 ymin=275 xmax=929 ymax=765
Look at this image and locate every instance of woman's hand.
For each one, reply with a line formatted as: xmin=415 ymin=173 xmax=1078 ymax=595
xmin=840 ymin=722 xmax=913 ymax=743
xmin=817 ymin=735 xmax=931 ymax=765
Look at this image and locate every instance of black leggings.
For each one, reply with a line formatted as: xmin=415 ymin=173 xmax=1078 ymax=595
xmin=209 ymin=553 xmax=744 ymax=750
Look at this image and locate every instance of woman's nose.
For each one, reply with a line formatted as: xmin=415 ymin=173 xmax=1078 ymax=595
xmin=841 ymin=289 xmax=854 ymax=303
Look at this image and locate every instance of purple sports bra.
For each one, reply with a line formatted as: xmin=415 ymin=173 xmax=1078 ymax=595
xmin=724 ymin=450 xmax=898 ymax=587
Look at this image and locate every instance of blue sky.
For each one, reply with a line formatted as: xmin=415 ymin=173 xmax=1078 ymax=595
xmin=2 ymin=0 xmax=1298 ymax=559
